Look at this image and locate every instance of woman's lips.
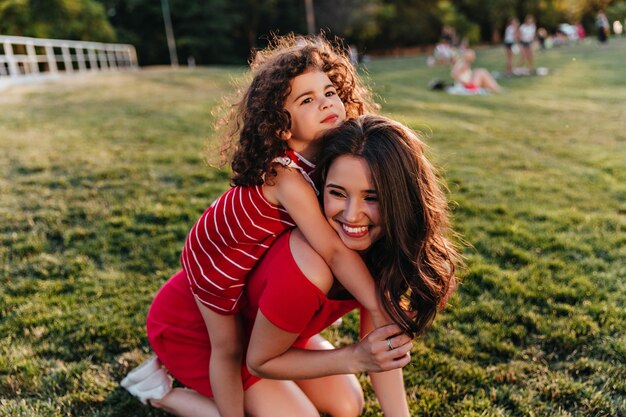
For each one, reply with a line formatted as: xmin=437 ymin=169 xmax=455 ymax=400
xmin=340 ymin=222 xmax=369 ymax=238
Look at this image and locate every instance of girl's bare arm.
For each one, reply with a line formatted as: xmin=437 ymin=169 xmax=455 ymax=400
xmin=266 ymin=167 xmax=389 ymax=328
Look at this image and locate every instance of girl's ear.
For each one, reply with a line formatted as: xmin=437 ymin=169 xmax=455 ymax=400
xmin=279 ymin=129 xmax=292 ymax=141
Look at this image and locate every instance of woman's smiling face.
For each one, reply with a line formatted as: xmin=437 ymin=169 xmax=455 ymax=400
xmin=323 ymin=155 xmax=383 ymax=252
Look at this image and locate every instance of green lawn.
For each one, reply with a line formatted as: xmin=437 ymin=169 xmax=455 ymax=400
xmin=1 ymin=38 xmax=624 ymax=416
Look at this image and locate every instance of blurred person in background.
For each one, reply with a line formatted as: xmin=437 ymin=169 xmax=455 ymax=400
xmin=503 ymin=17 xmax=520 ymax=74
xmin=519 ymin=15 xmax=537 ymax=73
xmin=451 ymin=49 xmax=501 ymax=93
xmin=596 ymin=11 xmax=610 ymax=43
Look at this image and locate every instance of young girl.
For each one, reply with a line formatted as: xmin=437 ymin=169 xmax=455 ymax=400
xmin=121 ymin=35 xmax=386 ymax=416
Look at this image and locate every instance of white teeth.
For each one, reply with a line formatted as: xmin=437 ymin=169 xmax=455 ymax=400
xmin=342 ymin=224 xmax=367 ymax=234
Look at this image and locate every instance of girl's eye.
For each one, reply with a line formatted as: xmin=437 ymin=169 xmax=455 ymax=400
xmin=325 ymin=90 xmax=336 ymax=97
xmin=301 ymin=97 xmax=312 ymax=104
xmin=364 ymin=195 xmax=378 ymax=202
xmin=328 ymin=190 xmax=346 ymax=198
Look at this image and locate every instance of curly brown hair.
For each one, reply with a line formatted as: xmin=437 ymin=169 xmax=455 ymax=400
xmin=314 ymin=115 xmax=462 ymax=337
xmin=218 ymin=34 xmax=378 ymax=187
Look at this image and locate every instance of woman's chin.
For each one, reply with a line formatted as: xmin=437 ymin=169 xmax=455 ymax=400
xmin=338 ymin=234 xmax=373 ymax=252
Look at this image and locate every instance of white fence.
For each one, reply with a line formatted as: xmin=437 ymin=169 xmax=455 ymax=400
xmin=0 ymin=35 xmax=138 ymax=88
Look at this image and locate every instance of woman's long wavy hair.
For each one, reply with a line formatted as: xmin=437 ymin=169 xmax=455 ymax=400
xmin=314 ymin=115 xmax=462 ymax=336
xmin=216 ymin=33 xmax=377 ymax=187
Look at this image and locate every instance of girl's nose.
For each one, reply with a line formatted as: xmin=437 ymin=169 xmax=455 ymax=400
xmin=320 ymin=95 xmax=333 ymax=109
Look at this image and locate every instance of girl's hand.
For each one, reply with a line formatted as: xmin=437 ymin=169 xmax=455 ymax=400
xmin=353 ymin=324 xmax=413 ymax=373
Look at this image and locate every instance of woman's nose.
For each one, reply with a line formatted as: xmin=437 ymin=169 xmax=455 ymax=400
xmin=343 ymin=198 xmax=363 ymax=223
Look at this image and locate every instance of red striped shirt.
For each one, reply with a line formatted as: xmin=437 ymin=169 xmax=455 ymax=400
xmin=180 ymin=150 xmax=315 ymax=313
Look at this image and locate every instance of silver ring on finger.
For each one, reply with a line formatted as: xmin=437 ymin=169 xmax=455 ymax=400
xmin=386 ymin=338 xmax=394 ymax=351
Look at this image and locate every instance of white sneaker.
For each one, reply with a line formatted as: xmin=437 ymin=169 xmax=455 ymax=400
xmin=126 ymin=367 xmax=172 ymax=405
xmin=121 ymin=356 xmax=172 ymax=405
xmin=120 ymin=355 xmax=161 ymax=388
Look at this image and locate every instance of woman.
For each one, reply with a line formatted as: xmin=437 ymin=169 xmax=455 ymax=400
xmin=503 ymin=17 xmax=519 ymax=74
xmin=519 ymin=15 xmax=537 ymax=72
xmin=451 ymin=48 xmax=501 ymax=93
xmin=124 ymin=115 xmax=460 ymax=416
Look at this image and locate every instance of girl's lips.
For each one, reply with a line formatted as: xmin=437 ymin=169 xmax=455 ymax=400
xmin=321 ymin=114 xmax=338 ymax=123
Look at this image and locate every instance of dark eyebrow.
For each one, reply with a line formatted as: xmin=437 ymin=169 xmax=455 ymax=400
xmin=325 ymin=183 xmax=345 ymax=191
xmin=326 ymin=183 xmax=378 ymax=194
xmin=292 ymin=83 xmax=335 ymax=103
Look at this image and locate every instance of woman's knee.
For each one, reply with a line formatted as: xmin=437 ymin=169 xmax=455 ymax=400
xmin=318 ymin=378 xmax=364 ymax=417
xmin=327 ymin=391 xmax=364 ymax=417
xmin=474 ymin=68 xmax=488 ymax=77
xmin=246 ymin=379 xmax=320 ymax=417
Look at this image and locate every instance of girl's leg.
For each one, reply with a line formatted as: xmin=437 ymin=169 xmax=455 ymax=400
xmin=245 ymin=379 xmax=320 ymax=417
xmin=517 ymin=47 xmax=524 ymax=67
xmin=150 ymin=388 xmax=220 ymax=417
xmin=295 ymin=335 xmax=364 ymax=417
xmin=505 ymin=48 xmax=513 ymax=73
xmin=526 ymin=48 xmax=534 ymax=71
xmin=522 ymin=46 xmax=532 ymax=71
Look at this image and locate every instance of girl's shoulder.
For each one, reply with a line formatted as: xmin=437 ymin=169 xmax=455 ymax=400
xmin=272 ymin=150 xmax=316 ymax=177
xmin=262 ymin=164 xmax=319 ymax=212
xmin=269 ymin=152 xmax=318 ymax=195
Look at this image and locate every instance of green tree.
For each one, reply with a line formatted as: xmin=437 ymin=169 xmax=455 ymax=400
xmin=96 ymin=0 xmax=306 ymax=65
xmin=438 ymin=0 xmax=481 ymax=44
xmin=0 ymin=0 xmax=115 ymax=41
xmin=171 ymin=0 xmax=242 ymax=65
xmin=313 ymin=0 xmax=392 ymax=51
xmin=606 ymin=1 xmax=626 ymax=26
xmin=96 ymin=0 xmax=170 ymax=65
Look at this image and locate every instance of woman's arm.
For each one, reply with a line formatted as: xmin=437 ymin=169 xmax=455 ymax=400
xmin=361 ymin=308 xmax=411 ymax=417
xmin=451 ymin=59 xmax=469 ymax=81
xmin=246 ymin=311 xmax=412 ymax=379
xmin=267 ymin=167 xmax=389 ymax=327
xmin=247 ymin=229 xmax=412 ymax=379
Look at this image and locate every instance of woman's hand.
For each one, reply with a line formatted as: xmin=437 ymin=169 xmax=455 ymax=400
xmin=352 ymin=324 xmax=413 ymax=373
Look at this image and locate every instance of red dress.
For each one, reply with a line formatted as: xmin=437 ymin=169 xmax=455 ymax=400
xmin=181 ymin=150 xmax=316 ymax=313
xmin=147 ymin=230 xmax=359 ymax=397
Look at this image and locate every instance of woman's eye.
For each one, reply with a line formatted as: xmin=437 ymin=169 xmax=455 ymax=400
xmin=328 ymin=190 xmax=346 ymax=198
xmin=301 ymin=97 xmax=312 ymax=104
xmin=364 ymin=195 xmax=378 ymax=202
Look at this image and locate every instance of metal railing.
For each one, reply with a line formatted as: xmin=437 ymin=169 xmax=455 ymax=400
xmin=0 ymin=35 xmax=138 ymax=84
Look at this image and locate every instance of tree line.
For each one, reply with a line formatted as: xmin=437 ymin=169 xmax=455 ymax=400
xmin=1 ymin=0 xmax=625 ymax=66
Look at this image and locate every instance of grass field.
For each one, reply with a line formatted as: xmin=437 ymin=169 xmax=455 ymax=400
xmin=1 ymin=38 xmax=625 ymax=416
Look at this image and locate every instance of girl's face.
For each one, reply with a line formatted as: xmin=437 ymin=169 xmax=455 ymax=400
xmin=323 ymin=155 xmax=382 ymax=252
xmin=283 ymin=70 xmax=346 ymax=157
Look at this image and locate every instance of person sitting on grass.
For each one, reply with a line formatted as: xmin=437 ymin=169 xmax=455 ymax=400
xmin=451 ymin=48 xmax=501 ymax=93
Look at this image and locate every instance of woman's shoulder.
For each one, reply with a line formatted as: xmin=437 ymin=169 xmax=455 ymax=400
xmin=289 ymin=229 xmax=334 ymax=294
